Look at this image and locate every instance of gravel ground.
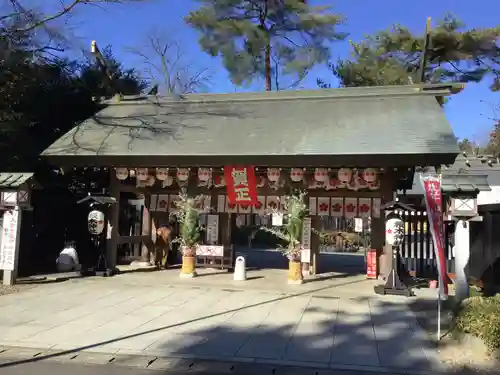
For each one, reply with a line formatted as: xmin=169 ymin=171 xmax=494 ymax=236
xmin=437 ymin=335 xmax=500 ymax=374
xmin=0 ymin=285 xmax=21 ymax=296
xmin=0 ymin=283 xmax=32 ymax=296
xmin=409 ymin=291 xmax=500 ymax=374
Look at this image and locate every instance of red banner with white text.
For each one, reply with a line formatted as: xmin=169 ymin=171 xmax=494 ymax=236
xmin=224 ymin=166 xmax=258 ymax=205
xmin=420 ymin=175 xmax=449 ymax=299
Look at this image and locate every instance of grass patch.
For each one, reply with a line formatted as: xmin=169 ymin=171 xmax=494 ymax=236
xmin=455 ymin=294 xmax=500 ymax=352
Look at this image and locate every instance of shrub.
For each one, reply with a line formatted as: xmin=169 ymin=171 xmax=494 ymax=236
xmin=455 ymin=294 xmax=500 ymax=351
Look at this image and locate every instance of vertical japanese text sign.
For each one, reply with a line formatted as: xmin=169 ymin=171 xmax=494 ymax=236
xmin=0 ymin=208 xmax=19 ymax=271
xmin=224 ymin=166 xmax=258 ymax=205
xmin=420 ymin=175 xmax=448 ymax=299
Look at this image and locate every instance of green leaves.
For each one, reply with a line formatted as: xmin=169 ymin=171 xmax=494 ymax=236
xmin=324 ymin=14 xmax=499 ymax=91
xmin=259 ymin=190 xmax=308 ymax=259
xmin=186 ymin=0 xmax=346 ymax=89
xmin=0 ymin=27 xmax=145 ymax=171
xmin=170 ymin=191 xmax=205 ymax=249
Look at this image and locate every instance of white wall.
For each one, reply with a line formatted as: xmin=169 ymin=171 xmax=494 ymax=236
xmin=477 ymin=186 xmax=500 ymax=205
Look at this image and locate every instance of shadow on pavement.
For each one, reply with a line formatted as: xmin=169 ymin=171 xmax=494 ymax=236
xmin=0 ymin=247 xmax=497 ymax=374
xmin=2 ymin=277 xmax=496 ymax=374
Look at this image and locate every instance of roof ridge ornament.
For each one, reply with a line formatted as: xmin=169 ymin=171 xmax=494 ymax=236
xmin=90 ymin=40 xmax=123 ymax=102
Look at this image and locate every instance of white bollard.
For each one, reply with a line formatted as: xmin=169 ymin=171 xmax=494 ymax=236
xmin=233 ymin=256 xmax=246 ymax=281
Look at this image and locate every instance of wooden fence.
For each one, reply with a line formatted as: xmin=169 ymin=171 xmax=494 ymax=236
xmin=398 ymin=210 xmax=455 ymax=278
xmin=308 ymin=212 xmax=454 ymax=278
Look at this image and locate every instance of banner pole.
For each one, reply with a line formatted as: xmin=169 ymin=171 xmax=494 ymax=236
xmin=436 ymin=166 xmax=442 ymax=342
xmin=437 ymin=290 xmax=442 ymax=341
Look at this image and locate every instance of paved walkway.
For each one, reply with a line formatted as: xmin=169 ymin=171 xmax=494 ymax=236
xmin=0 ymin=270 xmax=442 ymax=374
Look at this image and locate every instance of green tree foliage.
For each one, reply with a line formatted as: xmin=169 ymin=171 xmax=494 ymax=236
xmin=484 ymin=103 xmax=500 ymax=157
xmin=81 ymin=45 xmax=148 ymax=98
xmin=0 ymin=11 xmax=146 ymax=171
xmin=260 ymin=190 xmax=307 ymax=260
xmin=318 ymin=15 xmax=500 ymax=91
xmin=457 ymin=138 xmax=475 ymax=154
xmin=171 ymin=191 xmax=205 ymax=255
xmin=186 ymin=0 xmax=346 ymax=90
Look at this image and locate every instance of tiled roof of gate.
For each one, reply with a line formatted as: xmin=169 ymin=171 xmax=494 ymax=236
xmin=0 ymin=173 xmax=33 ymax=189
xmin=42 ymin=84 xmax=461 ymax=162
xmin=401 ymin=155 xmax=498 ymax=195
xmin=441 ymin=174 xmax=491 ymax=192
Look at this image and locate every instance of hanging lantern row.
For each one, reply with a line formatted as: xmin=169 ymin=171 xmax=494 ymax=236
xmin=114 ymin=167 xmax=380 ymax=190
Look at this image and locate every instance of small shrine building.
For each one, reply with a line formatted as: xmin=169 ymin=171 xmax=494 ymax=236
xmin=42 ymin=83 xmax=462 ymax=277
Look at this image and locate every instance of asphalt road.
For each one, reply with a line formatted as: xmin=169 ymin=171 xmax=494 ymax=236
xmin=0 ymin=361 xmax=213 ymax=375
xmin=0 ymin=361 xmax=153 ymax=375
xmin=0 ymin=360 xmax=394 ymax=375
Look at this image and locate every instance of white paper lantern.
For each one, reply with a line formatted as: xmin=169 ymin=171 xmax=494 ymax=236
xmin=146 ymin=174 xmax=156 ymax=186
xmin=176 ymin=168 xmax=190 ymax=182
xmin=362 ymin=168 xmax=377 ymax=183
xmin=386 ymin=217 xmax=404 ymax=246
xmin=136 ymin=168 xmax=148 ymax=181
xmin=162 ymin=175 xmax=173 ymax=187
xmin=290 ymin=168 xmax=304 ymax=182
xmin=267 ymin=168 xmax=280 ymax=182
xmin=115 ymin=167 xmax=128 ymax=180
xmin=155 ymin=168 xmax=168 ymax=181
xmin=314 ymin=168 xmax=328 ymax=182
xmin=198 ymin=167 xmax=212 ymax=182
xmin=337 ymin=168 xmax=353 ymax=184
xmin=88 ymin=210 xmax=105 ymax=235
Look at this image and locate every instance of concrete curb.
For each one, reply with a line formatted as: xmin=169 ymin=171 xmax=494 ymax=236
xmin=0 ymin=345 xmax=443 ymax=375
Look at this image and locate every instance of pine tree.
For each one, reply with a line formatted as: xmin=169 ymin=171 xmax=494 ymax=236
xmin=457 ymin=138 xmax=476 ymax=155
xmin=185 ymin=0 xmax=346 ymax=91
xmin=485 ymin=104 xmax=500 ymax=156
xmin=318 ymin=15 xmax=500 ymax=91
xmin=260 ymin=190 xmax=307 ymax=260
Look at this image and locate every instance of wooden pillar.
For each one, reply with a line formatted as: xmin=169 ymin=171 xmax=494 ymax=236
xmin=310 ymin=215 xmax=321 ymax=275
xmin=140 ymin=193 xmax=152 ymax=263
xmin=147 ymin=193 xmax=157 ymax=265
xmin=371 ymin=216 xmax=385 ymax=269
xmin=106 ymin=172 xmax=120 ymax=269
xmin=221 ymin=213 xmax=231 ymax=246
xmin=210 ymin=191 xmax=219 ymax=244
xmin=137 ymin=193 xmax=154 ymax=263
xmin=374 ymin=171 xmax=396 ymax=279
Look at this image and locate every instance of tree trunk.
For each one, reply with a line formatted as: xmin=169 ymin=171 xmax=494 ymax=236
xmin=265 ymin=42 xmax=272 ymax=91
xmin=261 ymin=1 xmax=271 ymax=91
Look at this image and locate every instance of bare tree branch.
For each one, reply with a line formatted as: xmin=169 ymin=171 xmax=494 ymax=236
xmin=2 ymin=0 xmax=145 ymax=34
xmin=128 ymin=30 xmax=212 ymax=95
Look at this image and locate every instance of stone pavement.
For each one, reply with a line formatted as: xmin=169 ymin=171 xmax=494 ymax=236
xmin=0 ymin=270 xmax=444 ymax=374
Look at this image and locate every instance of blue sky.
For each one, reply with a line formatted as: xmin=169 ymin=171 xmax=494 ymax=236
xmin=37 ymin=0 xmax=499 ymax=143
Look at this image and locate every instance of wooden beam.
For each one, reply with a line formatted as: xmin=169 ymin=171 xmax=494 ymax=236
xmin=117 ymin=235 xmax=150 ymax=245
xmin=418 ymin=17 xmax=432 ymax=84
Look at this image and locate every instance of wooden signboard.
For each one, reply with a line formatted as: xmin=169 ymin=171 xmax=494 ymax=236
xmin=366 ymin=249 xmax=377 ymax=279
xmin=0 ymin=208 xmax=19 ymax=271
